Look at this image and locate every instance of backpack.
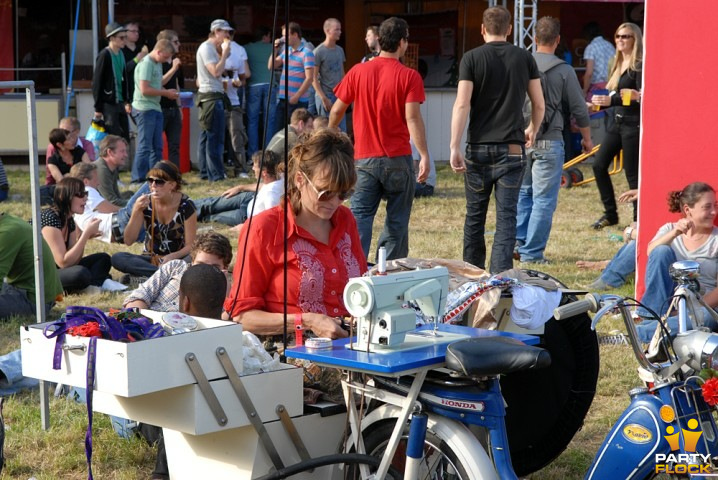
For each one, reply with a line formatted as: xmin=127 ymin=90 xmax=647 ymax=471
xmin=523 ymin=56 xmax=566 ymax=137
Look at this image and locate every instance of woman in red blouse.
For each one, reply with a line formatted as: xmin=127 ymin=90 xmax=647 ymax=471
xmin=224 ymin=129 xmax=368 ymax=339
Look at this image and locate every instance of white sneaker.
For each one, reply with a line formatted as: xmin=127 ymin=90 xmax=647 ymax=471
xmin=239 ymin=172 xmax=250 ymax=179
xmin=102 ymin=278 xmax=129 ymax=292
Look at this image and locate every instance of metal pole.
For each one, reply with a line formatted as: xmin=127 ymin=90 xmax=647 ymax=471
xmin=92 ymin=0 xmax=99 ymax=69
xmin=61 ymin=52 xmax=67 ymax=117
xmin=0 ymin=80 xmax=51 ymax=430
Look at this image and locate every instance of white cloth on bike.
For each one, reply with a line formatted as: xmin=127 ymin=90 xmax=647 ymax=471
xmin=510 ymin=284 xmax=562 ymax=330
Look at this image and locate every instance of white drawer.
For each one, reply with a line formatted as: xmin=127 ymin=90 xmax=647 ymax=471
xmin=21 ymin=311 xmax=244 ymax=397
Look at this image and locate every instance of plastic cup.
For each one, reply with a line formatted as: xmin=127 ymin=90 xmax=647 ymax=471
xmin=621 ymin=90 xmax=632 ymax=106
xmin=591 ymin=88 xmax=609 ymax=112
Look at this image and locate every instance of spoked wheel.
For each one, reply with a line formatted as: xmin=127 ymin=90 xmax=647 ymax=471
xmin=357 ymin=420 xmax=470 ymax=480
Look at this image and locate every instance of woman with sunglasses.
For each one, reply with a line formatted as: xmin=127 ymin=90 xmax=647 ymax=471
xmin=224 ymin=129 xmax=367 ymax=340
xmin=112 ymin=161 xmax=197 ymax=278
xmin=590 ymin=23 xmax=643 ymax=230
xmin=40 ymin=177 xmax=112 ymax=293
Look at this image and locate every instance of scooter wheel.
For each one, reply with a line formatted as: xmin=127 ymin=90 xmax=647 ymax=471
xmin=569 ymin=167 xmax=584 ymax=184
xmin=560 ymin=171 xmax=573 ymax=189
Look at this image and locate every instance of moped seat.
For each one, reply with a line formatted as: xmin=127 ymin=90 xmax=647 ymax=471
xmin=446 ymin=337 xmax=551 ymax=377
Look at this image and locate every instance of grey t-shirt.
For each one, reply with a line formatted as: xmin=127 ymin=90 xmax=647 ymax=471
xmin=652 ymin=223 xmax=718 ymax=294
xmin=196 ymin=40 xmax=223 ymax=93
xmin=313 ymin=44 xmax=345 ymax=96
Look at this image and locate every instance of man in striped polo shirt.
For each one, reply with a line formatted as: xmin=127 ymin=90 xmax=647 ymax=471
xmin=269 ymin=22 xmax=315 ymax=138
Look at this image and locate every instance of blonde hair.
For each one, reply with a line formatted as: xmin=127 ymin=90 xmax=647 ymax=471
xmin=606 ymin=23 xmax=643 ymax=92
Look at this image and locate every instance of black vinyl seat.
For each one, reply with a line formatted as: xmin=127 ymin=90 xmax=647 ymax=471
xmin=445 ymin=337 xmax=551 ymax=377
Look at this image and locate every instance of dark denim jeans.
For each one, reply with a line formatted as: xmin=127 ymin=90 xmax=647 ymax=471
xmin=600 ymin=240 xmax=636 ymax=287
xmin=246 ymin=83 xmax=277 ymax=157
xmin=162 ymin=107 xmax=182 ymax=169
xmin=463 ymin=144 xmax=525 ymax=274
xmin=351 ymin=155 xmax=415 ymax=261
xmin=198 ymin=99 xmax=226 ymax=182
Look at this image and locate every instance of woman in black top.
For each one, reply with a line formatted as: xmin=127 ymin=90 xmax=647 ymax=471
xmin=590 ymin=23 xmax=643 ymax=229
xmin=40 ymin=177 xmax=111 ymax=292
xmin=45 ymin=128 xmax=90 ymax=185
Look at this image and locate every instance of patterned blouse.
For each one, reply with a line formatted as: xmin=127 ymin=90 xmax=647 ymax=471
xmin=224 ymin=205 xmax=368 ymax=318
xmin=142 ymin=194 xmax=196 ymax=255
xmin=40 ymin=208 xmax=75 ymax=248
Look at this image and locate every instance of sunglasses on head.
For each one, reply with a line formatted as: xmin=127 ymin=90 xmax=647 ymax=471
xmin=615 ymin=34 xmax=634 ymax=40
xmin=301 ymin=171 xmax=353 ymax=202
xmin=74 ymin=191 xmax=88 ymax=198
xmin=148 ymin=177 xmax=167 ymax=186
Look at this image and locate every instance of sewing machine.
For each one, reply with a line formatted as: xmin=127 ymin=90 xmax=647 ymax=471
xmin=343 ymin=266 xmax=454 ymax=351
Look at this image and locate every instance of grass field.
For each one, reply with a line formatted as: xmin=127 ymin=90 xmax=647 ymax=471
xmin=0 ymin=161 xmax=639 ymax=479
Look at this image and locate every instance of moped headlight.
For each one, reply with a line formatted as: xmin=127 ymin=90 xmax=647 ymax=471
xmin=672 ymin=331 xmax=718 ymax=371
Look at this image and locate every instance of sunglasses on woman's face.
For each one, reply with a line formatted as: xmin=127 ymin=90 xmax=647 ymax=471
xmin=148 ymin=177 xmax=167 ymax=186
xmin=301 ymin=171 xmax=353 ymax=202
xmin=615 ymin=34 xmax=634 ymax=40
xmin=74 ymin=191 xmax=88 ymax=198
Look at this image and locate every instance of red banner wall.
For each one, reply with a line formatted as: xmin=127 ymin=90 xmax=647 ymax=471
xmin=635 ymin=0 xmax=718 ymax=297
xmin=0 ymin=0 xmax=13 ymax=87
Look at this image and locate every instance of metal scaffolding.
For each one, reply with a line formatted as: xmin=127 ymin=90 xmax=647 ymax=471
xmin=514 ymin=0 xmax=538 ymax=51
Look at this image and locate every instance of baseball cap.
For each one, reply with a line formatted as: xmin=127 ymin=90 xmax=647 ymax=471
xmin=210 ymin=19 xmax=233 ymax=32
xmin=105 ymin=22 xmax=127 ymax=39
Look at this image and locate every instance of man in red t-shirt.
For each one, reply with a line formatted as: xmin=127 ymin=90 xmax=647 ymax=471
xmin=330 ymin=17 xmax=429 ymax=262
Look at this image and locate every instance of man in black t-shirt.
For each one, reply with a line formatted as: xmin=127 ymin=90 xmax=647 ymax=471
xmin=157 ymin=29 xmax=185 ymax=169
xmin=449 ymin=6 xmax=544 ymax=274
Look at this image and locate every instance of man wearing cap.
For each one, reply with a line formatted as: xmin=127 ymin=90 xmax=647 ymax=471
xmin=92 ymin=22 xmax=131 ymax=142
xmin=131 ymin=39 xmax=180 ymax=184
xmin=196 ymin=19 xmax=233 ymax=182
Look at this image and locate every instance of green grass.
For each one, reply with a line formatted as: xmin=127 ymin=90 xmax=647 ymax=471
xmin=0 ymin=161 xmax=639 ymax=479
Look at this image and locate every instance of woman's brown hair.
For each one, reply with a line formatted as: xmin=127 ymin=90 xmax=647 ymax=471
xmin=667 ymin=182 xmax=715 ymax=214
xmin=286 ymin=129 xmax=356 ymax=214
xmin=147 ymin=160 xmax=184 ymax=192
xmin=52 ymin=177 xmax=85 ymax=223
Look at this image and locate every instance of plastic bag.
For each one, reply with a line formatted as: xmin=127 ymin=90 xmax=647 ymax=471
xmin=85 ymin=118 xmax=107 ymax=160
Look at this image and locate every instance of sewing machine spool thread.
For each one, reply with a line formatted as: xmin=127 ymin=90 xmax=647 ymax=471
xmin=377 ymin=247 xmax=387 ymax=275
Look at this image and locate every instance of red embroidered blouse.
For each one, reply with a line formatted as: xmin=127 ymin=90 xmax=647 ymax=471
xmin=224 ymin=205 xmax=368 ymax=318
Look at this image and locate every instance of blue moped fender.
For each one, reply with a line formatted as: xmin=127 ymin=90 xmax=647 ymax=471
xmin=585 ymin=392 xmax=669 ymax=480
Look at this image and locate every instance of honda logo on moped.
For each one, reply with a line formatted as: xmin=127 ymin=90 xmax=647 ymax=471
xmin=440 ymin=398 xmax=484 ymax=411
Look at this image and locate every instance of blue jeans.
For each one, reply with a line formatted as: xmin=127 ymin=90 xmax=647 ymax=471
xmin=637 ymin=245 xmax=677 ymax=319
xmin=316 ymin=91 xmax=345 ymax=131
xmin=516 ymin=140 xmax=564 ymax=262
xmin=351 ymin=155 xmax=415 ymax=261
xmin=115 ymin=182 xmax=150 ymax=243
xmin=246 ymin=83 xmax=277 ymax=157
xmin=636 ymin=307 xmax=718 ymax=343
xmin=198 ymin=99 xmax=226 ymax=182
xmin=463 ymin=144 xmax=525 ymax=274
xmin=195 ymin=191 xmax=255 ymax=226
xmin=131 ymin=109 xmax=163 ymax=183
xmin=273 ymin=98 xmax=307 ymax=139
xmin=600 ymin=240 xmax=636 ymax=287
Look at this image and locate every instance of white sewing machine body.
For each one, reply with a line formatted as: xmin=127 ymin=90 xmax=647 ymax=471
xmin=344 ymin=266 xmax=456 ymax=351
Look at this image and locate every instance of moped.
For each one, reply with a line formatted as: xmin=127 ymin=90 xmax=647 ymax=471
xmin=555 ymin=260 xmax=718 ymax=479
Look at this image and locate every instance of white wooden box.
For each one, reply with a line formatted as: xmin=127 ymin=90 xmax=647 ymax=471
xmin=92 ymin=364 xmax=303 ymax=435
xmin=20 ymin=311 xmax=244 ymax=397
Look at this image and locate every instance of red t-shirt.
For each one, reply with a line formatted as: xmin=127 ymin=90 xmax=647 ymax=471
xmin=224 ymin=205 xmax=368 ymax=319
xmin=334 ymin=57 xmax=425 ymax=159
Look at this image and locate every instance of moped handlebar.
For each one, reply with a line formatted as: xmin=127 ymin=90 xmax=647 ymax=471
xmin=552 ymin=293 xmax=601 ymax=320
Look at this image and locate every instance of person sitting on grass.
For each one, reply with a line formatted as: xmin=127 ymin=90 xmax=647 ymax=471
xmin=135 ymin=263 xmax=228 ymax=480
xmin=194 ymin=150 xmax=282 ymax=227
xmin=123 ymin=230 xmax=232 ymax=311
xmin=635 ymin=182 xmax=718 ymax=343
xmin=111 ymin=161 xmax=197 ymax=278
xmin=224 ymin=129 xmax=367 ymax=341
xmin=45 ymin=127 xmax=91 ymax=186
xmin=69 ymin=162 xmax=148 ymax=244
xmin=0 ymin=212 xmax=63 ymax=319
xmin=40 ymin=177 xmax=115 ymax=293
